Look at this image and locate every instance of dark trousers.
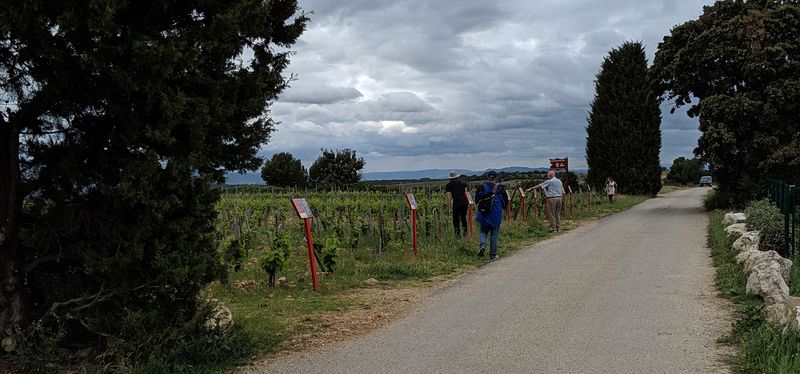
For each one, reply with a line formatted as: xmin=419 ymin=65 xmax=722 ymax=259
xmin=452 ymin=204 xmax=468 ymax=236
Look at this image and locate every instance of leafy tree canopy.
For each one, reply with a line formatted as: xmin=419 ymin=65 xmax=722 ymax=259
xmin=261 ymin=152 xmax=308 ymax=187
xmin=0 ymin=0 xmax=307 ymax=362
xmin=652 ymin=0 xmax=800 ymax=198
xmin=585 ymin=41 xmax=662 ymax=196
xmin=666 ymin=157 xmax=705 ymax=185
xmin=308 ymin=148 xmax=365 ymax=190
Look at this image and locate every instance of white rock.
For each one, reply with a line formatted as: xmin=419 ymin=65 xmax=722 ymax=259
xmin=732 ymin=231 xmax=761 ymax=252
xmin=746 ymin=259 xmax=790 ymax=305
xmin=363 ymin=278 xmax=379 ymax=287
xmin=743 ymin=250 xmax=793 ymax=284
xmin=735 ymin=248 xmax=761 ymax=267
xmin=723 ymin=212 xmax=747 ymax=226
xmin=204 ymin=298 xmax=233 ymax=332
xmin=764 ymin=303 xmax=790 ymax=325
xmin=725 ymin=223 xmax=748 ymax=237
xmin=783 ymin=297 xmax=800 ymax=332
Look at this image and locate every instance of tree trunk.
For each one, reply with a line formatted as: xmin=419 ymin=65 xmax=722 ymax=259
xmin=0 ymin=119 xmax=23 ymax=338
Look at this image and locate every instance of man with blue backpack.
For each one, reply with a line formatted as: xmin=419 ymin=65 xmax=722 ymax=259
xmin=475 ymin=170 xmax=508 ymax=260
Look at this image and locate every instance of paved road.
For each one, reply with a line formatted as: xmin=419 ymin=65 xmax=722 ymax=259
xmin=256 ymin=188 xmax=732 ymax=373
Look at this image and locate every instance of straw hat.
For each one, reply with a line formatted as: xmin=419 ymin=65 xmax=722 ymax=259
xmin=448 ymin=170 xmax=461 ymax=179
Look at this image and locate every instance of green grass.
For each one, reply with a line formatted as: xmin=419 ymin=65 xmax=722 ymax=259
xmin=708 ymin=210 xmax=800 ymax=373
xmin=136 ymin=193 xmax=650 ymax=372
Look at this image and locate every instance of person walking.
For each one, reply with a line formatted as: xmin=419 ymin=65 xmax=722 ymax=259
xmin=445 ymin=170 xmax=468 ymax=237
xmin=527 ymin=171 xmax=565 ymax=232
xmin=604 ymin=176 xmax=617 ymax=203
xmin=475 ymin=171 xmax=507 ymax=260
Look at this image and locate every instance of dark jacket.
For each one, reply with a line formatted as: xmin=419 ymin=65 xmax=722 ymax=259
xmin=475 ymin=181 xmax=506 ymax=228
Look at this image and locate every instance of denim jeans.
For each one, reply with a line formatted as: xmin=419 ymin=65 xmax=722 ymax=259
xmin=479 ymin=225 xmax=500 ymax=257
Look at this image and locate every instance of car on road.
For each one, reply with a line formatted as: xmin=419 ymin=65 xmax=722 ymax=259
xmin=699 ymin=176 xmax=713 ymax=187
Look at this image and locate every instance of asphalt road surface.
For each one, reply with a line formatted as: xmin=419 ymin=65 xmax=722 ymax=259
xmin=256 ymin=188 xmax=732 ymax=373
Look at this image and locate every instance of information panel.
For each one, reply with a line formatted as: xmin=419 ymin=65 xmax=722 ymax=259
xmin=290 ymin=198 xmax=314 ymax=219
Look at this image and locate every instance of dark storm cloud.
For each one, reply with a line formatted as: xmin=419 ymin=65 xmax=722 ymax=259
xmin=264 ymin=0 xmax=714 ymax=171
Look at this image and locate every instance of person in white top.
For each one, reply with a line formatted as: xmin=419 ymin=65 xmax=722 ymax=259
xmin=604 ymin=176 xmax=617 ymax=203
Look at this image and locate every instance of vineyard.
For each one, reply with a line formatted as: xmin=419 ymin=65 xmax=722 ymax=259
xmin=213 ymin=182 xmax=616 ymax=288
xmin=204 ymin=183 xmax=648 ymax=357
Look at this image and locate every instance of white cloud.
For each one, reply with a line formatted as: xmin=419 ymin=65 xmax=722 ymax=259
xmin=262 ymin=0 xmax=714 ymax=172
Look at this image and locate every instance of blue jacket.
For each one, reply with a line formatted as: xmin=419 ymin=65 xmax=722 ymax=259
xmin=475 ymin=182 xmax=506 ymax=228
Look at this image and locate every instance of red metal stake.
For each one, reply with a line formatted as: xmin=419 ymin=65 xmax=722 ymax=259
xmin=521 ymin=195 xmax=527 ymax=222
xmin=303 ymin=218 xmax=319 ymax=291
xmin=568 ymin=186 xmax=574 ymax=220
xmin=506 ymin=190 xmax=512 ymax=223
xmin=468 ymin=205 xmax=474 ymax=240
xmin=411 ymin=210 xmax=417 ymax=255
xmin=465 ymin=190 xmax=474 ymax=240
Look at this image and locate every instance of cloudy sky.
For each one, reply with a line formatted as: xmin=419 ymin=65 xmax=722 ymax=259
xmin=264 ymin=0 xmax=714 ymax=173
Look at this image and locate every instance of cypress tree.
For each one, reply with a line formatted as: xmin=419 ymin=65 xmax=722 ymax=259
xmin=0 ymin=0 xmax=308 ymax=359
xmin=585 ymin=41 xmax=662 ymax=196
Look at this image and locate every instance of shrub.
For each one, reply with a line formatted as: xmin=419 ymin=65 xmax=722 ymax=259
xmin=704 ymin=189 xmax=732 ymax=211
xmin=744 ymin=199 xmax=785 ymax=252
xmin=261 ymin=235 xmax=291 ymax=288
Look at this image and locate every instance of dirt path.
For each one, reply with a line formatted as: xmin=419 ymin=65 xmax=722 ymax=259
xmin=249 ymin=188 xmax=734 ymax=373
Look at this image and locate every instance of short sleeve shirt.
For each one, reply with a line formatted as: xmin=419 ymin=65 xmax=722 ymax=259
xmin=539 ymin=177 xmax=565 ymax=198
xmin=445 ymin=179 xmax=468 ymax=206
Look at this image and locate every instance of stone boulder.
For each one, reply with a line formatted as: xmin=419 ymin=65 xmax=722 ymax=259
xmin=735 ymin=248 xmax=761 ymax=268
xmin=725 ymin=223 xmax=748 ymax=238
xmin=723 ymin=212 xmax=747 ymax=226
xmin=204 ymin=298 xmax=233 ymax=332
xmin=743 ymin=250 xmax=793 ymax=284
xmin=732 ymin=231 xmax=761 ymax=252
xmin=746 ymin=259 xmax=790 ymax=305
xmin=784 ymin=297 xmax=800 ymax=332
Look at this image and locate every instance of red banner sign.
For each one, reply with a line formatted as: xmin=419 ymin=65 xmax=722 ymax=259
xmin=550 ymin=157 xmax=568 ymax=171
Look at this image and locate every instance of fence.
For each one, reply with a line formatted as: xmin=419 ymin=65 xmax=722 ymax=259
xmin=767 ymin=179 xmax=798 ymax=257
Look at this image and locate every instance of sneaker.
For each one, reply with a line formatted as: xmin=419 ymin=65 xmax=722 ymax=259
xmin=477 ymin=248 xmax=485 ymax=257
xmin=490 ymin=255 xmax=499 ymax=260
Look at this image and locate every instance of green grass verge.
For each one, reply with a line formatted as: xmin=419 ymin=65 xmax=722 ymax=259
xmin=125 ymin=194 xmax=649 ymax=372
xmin=708 ymin=210 xmax=800 ymax=373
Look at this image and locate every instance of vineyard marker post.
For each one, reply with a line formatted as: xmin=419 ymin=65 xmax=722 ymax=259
xmin=506 ymin=189 xmax=512 ymax=223
xmin=404 ymin=193 xmax=418 ymax=255
xmin=518 ymin=187 xmax=526 ymax=222
xmin=588 ymin=185 xmax=592 ymax=210
xmin=464 ymin=190 xmax=474 ymax=240
xmin=290 ymin=198 xmax=319 ymax=291
xmin=568 ymin=186 xmax=574 ymax=220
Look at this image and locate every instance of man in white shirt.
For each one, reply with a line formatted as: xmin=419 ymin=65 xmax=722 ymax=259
xmin=527 ymin=171 xmax=565 ymax=232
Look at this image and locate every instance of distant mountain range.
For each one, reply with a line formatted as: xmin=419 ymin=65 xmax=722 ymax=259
xmin=361 ymin=167 xmax=550 ymax=181
xmin=224 ymin=166 xmax=568 ymax=185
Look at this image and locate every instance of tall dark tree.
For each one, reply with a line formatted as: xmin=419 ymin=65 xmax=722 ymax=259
xmin=585 ymin=41 xmax=662 ymax=195
xmin=309 ymin=148 xmax=365 ymax=190
xmin=666 ymin=157 xmax=704 ymax=185
xmin=652 ymin=1 xmax=800 ymax=200
xmin=261 ymin=152 xmax=307 ymax=187
xmin=0 ymin=0 xmax=307 ymax=352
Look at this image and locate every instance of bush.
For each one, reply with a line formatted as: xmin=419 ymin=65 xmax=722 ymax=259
xmin=744 ymin=199 xmax=785 ymax=252
xmin=704 ymin=189 xmax=732 ymax=211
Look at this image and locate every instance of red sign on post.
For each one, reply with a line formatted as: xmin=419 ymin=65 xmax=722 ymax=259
xmin=404 ymin=193 xmax=418 ymax=255
xmin=290 ymin=198 xmax=319 ymax=291
xmin=550 ymin=157 xmax=568 ymax=171
xmin=518 ymin=187 xmax=527 ymax=222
